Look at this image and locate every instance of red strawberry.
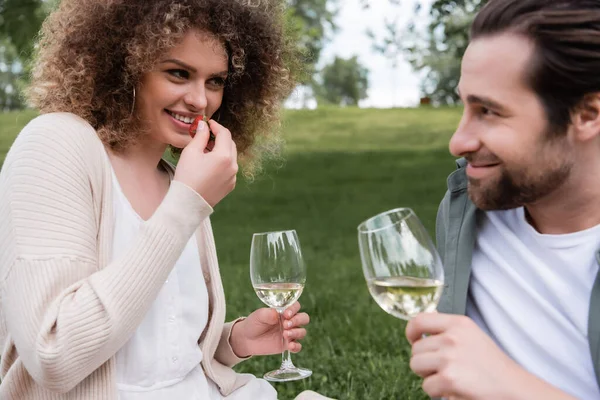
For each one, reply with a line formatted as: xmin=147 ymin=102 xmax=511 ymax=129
xmin=189 ymin=116 xmax=203 ymax=138
xmin=189 ymin=115 xmax=216 ymax=142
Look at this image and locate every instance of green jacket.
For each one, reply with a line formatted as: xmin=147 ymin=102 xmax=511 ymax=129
xmin=435 ymin=158 xmax=600 ymax=390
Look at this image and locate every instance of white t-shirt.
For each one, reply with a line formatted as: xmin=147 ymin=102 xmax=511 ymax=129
xmin=467 ymin=207 xmax=600 ymax=399
xmin=109 ymin=169 xmax=276 ymax=400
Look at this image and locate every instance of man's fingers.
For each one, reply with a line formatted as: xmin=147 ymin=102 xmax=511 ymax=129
xmin=422 ymin=373 xmax=454 ymax=399
xmin=411 ymin=333 xmax=445 ymax=355
xmin=410 ymin=353 xmax=442 ymax=378
xmin=406 ymin=313 xmax=465 ymax=344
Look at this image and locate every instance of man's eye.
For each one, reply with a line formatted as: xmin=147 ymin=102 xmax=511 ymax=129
xmin=481 ymin=107 xmax=497 ymax=117
xmin=168 ymin=69 xmax=189 ymax=79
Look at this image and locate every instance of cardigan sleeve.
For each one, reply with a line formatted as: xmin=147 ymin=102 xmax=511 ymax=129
xmin=0 ymin=113 xmax=213 ymax=393
xmin=214 ymin=319 xmax=251 ymax=367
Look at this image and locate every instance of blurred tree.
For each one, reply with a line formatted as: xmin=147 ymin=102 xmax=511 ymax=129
xmin=366 ymin=17 xmax=403 ymax=107
xmin=286 ymin=0 xmax=337 ymax=79
xmin=313 ymin=55 xmax=369 ymax=106
xmin=0 ymin=0 xmax=55 ymax=110
xmin=403 ymin=0 xmax=487 ymax=105
xmin=285 ymin=0 xmax=338 ymax=107
xmin=0 ymin=0 xmax=47 ymax=60
xmin=364 ymin=0 xmax=404 ymax=107
xmin=359 ymin=0 xmax=401 ymax=10
xmin=0 ymin=38 xmax=24 ymax=110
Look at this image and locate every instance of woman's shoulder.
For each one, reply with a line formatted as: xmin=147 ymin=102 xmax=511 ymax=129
xmin=10 ymin=112 xmax=105 ymax=161
xmin=4 ymin=112 xmax=107 ymax=177
xmin=19 ymin=112 xmax=100 ymax=145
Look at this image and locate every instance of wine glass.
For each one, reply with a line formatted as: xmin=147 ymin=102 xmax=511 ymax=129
xmin=250 ymin=229 xmax=312 ymax=382
xmin=357 ymin=208 xmax=444 ymax=321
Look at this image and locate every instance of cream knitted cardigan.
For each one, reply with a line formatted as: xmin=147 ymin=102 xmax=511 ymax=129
xmin=0 ymin=113 xmax=251 ymax=399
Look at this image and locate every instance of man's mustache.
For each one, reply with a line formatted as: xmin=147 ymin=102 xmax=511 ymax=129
xmin=464 ymin=152 xmax=501 ymax=165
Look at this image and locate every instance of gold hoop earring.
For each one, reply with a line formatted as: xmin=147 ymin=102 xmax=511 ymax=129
xmin=130 ymin=88 xmax=136 ymax=117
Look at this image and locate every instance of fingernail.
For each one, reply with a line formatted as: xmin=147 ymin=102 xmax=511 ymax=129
xmin=197 ymin=121 xmax=205 ymax=131
xmin=286 ymin=321 xmax=293 ymax=328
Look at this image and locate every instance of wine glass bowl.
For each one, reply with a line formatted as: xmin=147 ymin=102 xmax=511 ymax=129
xmin=250 ymin=230 xmax=312 ymax=382
xmin=358 ymin=208 xmax=444 ymax=321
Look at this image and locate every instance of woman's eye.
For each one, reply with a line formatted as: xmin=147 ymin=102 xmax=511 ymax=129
xmin=168 ymin=69 xmax=189 ymax=80
xmin=209 ymin=77 xmax=227 ymax=88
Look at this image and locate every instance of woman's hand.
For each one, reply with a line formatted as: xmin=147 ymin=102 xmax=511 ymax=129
xmin=174 ymin=119 xmax=237 ymax=207
xmin=229 ymin=302 xmax=310 ymax=358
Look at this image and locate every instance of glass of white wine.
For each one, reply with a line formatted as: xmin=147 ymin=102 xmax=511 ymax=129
xmin=250 ymin=229 xmax=312 ymax=382
xmin=358 ymin=208 xmax=444 ymax=321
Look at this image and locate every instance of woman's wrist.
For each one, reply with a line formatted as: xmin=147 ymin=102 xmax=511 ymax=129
xmin=229 ymin=318 xmax=251 ymax=358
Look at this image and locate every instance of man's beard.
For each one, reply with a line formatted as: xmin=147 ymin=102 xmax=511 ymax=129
xmin=467 ymin=161 xmax=572 ymax=210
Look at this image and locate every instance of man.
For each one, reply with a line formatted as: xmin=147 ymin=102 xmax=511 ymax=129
xmin=406 ymin=1 xmax=600 ymax=399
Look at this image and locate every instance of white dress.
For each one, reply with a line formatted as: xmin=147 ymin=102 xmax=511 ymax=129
xmin=109 ymin=168 xmax=277 ymax=400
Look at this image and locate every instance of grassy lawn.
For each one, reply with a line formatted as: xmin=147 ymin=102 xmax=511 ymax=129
xmin=0 ymin=106 xmax=462 ymax=399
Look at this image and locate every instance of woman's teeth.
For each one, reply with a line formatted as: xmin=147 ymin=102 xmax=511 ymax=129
xmin=167 ymin=110 xmax=193 ymax=124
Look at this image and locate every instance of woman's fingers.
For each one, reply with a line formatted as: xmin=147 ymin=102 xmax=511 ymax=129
xmin=284 ymin=301 xmax=302 ymax=319
xmin=284 ymin=328 xmax=307 ymax=341
xmin=284 ymin=312 xmax=310 ymax=329
xmin=288 ymin=341 xmax=303 ymax=353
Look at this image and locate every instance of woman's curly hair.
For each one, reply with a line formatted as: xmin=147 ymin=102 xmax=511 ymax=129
xmin=26 ymin=0 xmax=302 ymax=175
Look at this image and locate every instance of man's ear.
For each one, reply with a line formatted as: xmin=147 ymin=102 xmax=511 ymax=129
xmin=571 ymin=93 xmax=600 ymax=142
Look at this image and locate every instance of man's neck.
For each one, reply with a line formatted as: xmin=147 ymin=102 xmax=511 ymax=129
xmin=525 ymin=166 xmax=600 ymax=234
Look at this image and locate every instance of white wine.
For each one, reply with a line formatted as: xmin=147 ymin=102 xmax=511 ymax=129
xmin=368 ymin=276 xmax=443 ymax=320
xmin=254 ymin=282 xmax=304 ymax=309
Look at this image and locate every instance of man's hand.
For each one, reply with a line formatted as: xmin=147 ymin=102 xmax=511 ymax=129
xmin=230 ymin=302 xmax=309 ymax=358
xmin=406 ymin=313 xmax=576 ymax=400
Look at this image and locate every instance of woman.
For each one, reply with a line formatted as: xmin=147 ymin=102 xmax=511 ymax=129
xmin=0 ymin=0 xmax=327 ymax=399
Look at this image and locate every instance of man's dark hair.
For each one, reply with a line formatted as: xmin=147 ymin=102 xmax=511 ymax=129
xmin=471 ymin=0 xmax=600 ymax=133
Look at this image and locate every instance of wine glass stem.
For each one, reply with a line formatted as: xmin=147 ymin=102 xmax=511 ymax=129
xmin=277 ymin=309 xmax=295 ymax=370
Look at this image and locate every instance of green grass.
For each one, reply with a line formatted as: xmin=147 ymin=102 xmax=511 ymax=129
xmin=0 ymin=106 xmax=462 ymax=399
xmin=0 ymin=110 xmax=38 ymax=165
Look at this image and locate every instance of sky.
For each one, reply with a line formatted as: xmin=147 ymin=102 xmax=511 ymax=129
xmin=287 ymin=0 xmax=435 ymax=109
